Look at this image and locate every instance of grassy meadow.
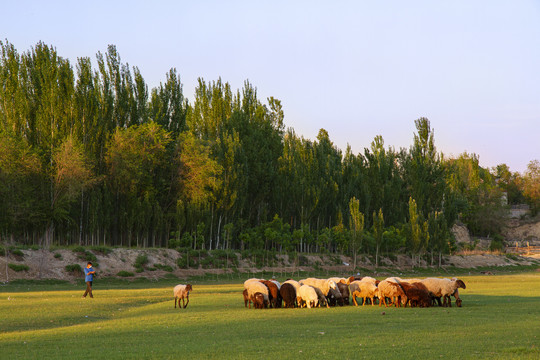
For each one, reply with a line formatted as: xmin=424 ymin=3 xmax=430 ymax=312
xmin=1 ymin=272 xmax=539 ymax=359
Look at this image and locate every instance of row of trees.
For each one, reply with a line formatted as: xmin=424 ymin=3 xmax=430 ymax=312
xmin=1 ymin=41 xmax=539 ymax=263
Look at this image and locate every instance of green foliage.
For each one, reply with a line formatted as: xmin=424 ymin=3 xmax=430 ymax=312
xmin=134 ymin=254 xmax=149 ymax=271
xmin=0 ymin=246 xmax=5 ymax=256
xmin=8 ymin=263 xmax=29 ymax=272
xmin=9 ymin=248 xmax=24 ymax=257
xmin=0 ymin=40 xmax=530 ymax=259
xmin=153 ymin=264 xmax=173 ymax=272
xmin=54 ymin=253 xmax=62 ymax=259
xmin=90 ymin=246 xmax=112 ymax=255
xmin=65 ymin=264 xmax=82 ymax=273
xmin=489 ymin=239 xmax=504 ymax=252
xmin=117 ymin=271 xmax=134 ymax=277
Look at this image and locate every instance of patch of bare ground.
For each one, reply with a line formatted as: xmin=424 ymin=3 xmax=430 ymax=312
xmin=1 ymin=247 xmax=538 ymax=283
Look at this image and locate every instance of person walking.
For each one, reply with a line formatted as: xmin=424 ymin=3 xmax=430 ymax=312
xmin=83 ymin=261 xmax=95 ymax=298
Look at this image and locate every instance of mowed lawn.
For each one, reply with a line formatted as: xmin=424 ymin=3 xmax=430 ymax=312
xmin=1 ymin=273 xmax=539 ymax=359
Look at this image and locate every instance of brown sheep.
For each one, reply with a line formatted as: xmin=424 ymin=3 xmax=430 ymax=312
xmin=337 ymin=282 xmax=350 ymax=305
xmin=243 ymin=289 xmax=249 ymax=307
xmin=260 ymin=280 xmax=281 ymax=308
xmin=399 ymin=282 xmax=432 ymax=307
xmin=251 ymin=292 xmax=267 ymax=309
xmin=280 ymin=283 xmax=297 ymax=308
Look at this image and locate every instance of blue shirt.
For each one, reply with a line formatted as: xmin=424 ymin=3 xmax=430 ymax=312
xmin=84 ymin=267 xmax=94 ymax=282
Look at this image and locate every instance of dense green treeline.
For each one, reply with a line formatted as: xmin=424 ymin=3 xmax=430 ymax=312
xmin=1 ymin=41 xmax=538 ymax=262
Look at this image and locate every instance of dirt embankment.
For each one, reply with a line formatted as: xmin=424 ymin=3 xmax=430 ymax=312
xmin=1 ymin=247 xmax=538 ymax=283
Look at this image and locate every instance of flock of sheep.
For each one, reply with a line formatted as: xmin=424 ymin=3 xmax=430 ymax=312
xmin=242 ymin=276 xmax=466 ymax=309
xmin=172 ymin=275 xmax=466 ymax=310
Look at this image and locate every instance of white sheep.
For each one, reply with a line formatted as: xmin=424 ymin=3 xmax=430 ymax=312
xmin=349 ymin=280 xmax=379 ymax=306
xmin=299 ymin=278 xmax=337 ymax=296
xmin=421 ymin=277 xmax=466 ymax=307
xmin=244 ymin=278 xmax=263 ymax=288
xmin=328 ymin=276 xmax=354 ymax=285
xmin=310 ymin=286 xmax=330 ymax=308
xmin=297 ymin=284 xmax=318 ymax=308
xmin=378 ymin=279 xmax=407 ymax=307
xmin=358 ymin=276 xmax=377 ymax=285
xmin=245 ymin=280 xmax=269 ymax=308
xmin=173 ymin=284 xmax=193 ymax=309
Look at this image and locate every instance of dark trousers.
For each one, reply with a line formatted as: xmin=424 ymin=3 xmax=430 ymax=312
xmin=83 ymin=281 xmax=93 ymax=298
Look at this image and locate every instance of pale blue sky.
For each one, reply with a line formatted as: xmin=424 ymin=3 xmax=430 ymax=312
xmin=3 ymin=0 xmax=539 ymax=173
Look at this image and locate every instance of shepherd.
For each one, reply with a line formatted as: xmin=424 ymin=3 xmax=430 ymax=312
xmin=82 ymin=261 xmax=95 ymax=298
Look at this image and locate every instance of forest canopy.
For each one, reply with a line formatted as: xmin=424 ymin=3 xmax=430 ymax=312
xmin=1 ymin=41 xmax=537 ymax=261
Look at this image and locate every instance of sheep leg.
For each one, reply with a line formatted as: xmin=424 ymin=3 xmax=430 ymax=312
xmin=183 ymin=296 xmax=189 ymax=308
xmin=175 ymin=297 xmax=177 ymax=309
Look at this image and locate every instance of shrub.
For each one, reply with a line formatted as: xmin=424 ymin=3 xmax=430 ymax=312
xmin=134 ymin=254 xmax=149 ymax=272
xmin=72 ymin=246 xmax=85 ymax=253
xmin=8 ymin=263 xmax=29 ymax=272
xmin=54 ymin=253 xmax=62 ymax=259
xmin=65 ymin=264 xmax=83 ymax=274
xmin=490 ymin=239 xmax=504 ymax=252
xmin=10 ymin=248 xmax=24 ymax=257
xmin=91 ymin=246 xmax=112 ymax=255
xmin=117 ymin=271 xmax=134 ymax=277
xmin=154 ymin=263 xmax=174 ymax=272
xmin=0 ymin=246 xmax=5 ymax=256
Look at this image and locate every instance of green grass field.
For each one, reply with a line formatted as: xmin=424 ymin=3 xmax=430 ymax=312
xmin=1 ymin=272 xmax=539 ymax=359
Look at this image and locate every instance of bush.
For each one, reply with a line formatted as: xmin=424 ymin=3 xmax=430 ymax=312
xmin=490 ymin=239 xmax=504 ymax=252
xmin=10 ymin=248 xmax=24 ymax=257
xmin=91 ymin=246 xmax=112 ymax=255
xmin=154 ymin=263 xmax=174 ymax=272
xmin=72 ymin=246 xmax=85 ymax=253
xmin=65 ymin=264 xmax=82 ymax=274
xmin=8 ymin=263 xmax=29 ymax=272
xmin=0 ymin=246 xmax=5 ymax=256
xmin=134 ymin=254 xmax=149 ymax=272
xmin=54 ymin=253 xmax=62 ymax=259
xmin=117 ymin=271 xmax=134 ymax=277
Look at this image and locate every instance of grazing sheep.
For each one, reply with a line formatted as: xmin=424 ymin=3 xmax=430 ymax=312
xmin=173 ymin=284 xmax=193 ymax=309
xmin=327 ymin=285 xmax=344 ymax=306
xmin=310 ymin=286 xmax=330 ymax=308
xmin=284 ymin=279 xmax=301 ymax=291
xmin=328 ymin=276 xmax=354 ymax=285
xmin=245 ymin=280 xmax=269 ymax=308
xmin=269 ymin=279 xmax=281 ymax=290
xmin=421 ymin=278 xmax=466 ymax=307
xmin=252 ymin=292 xmax=267 ymax=309
xmin=350 ymin=280 xmax=379 ymax=306
xmin=297 ymin=284 xmax=318 ymax=309
xmin=398 ymin=281 xmax=432 ymax=307
xmin=299 ymin=278 xmax=337 ymax=296
xmin=453 ymin=289 xmax=463 ymax=307
xmin=359 ymin=276 xmax=377 ymax=285
xmin=244 ymin=278 xmax=263 ymax=288
xmin=378 ymin=280 xmax=407 ymax=307
xmin=260 ymin=280 xmax=282 ymax=308
xmin=280 ymin=283 xmax=297 ymax=308
xmin=337 ymin=282 xmax=350 ymax=305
